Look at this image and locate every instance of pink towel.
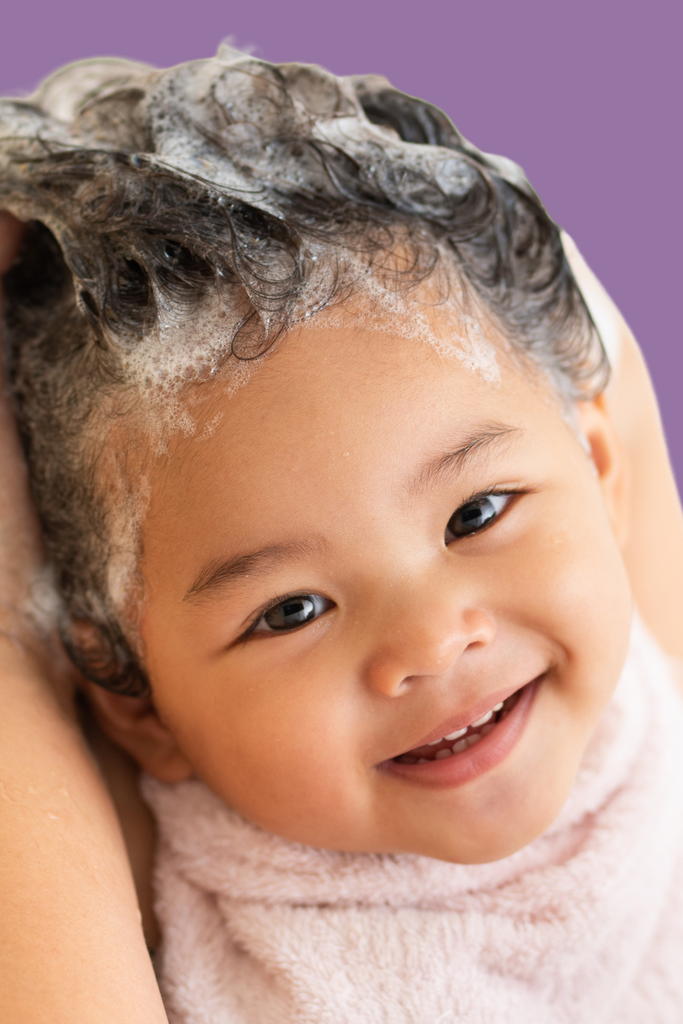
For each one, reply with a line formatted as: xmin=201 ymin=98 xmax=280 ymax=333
xmin=143 ymin=619 xmax=683 ymax=1023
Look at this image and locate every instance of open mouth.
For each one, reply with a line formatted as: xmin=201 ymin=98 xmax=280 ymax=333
xmin=392 ymin=688 xmax=524 ymax=765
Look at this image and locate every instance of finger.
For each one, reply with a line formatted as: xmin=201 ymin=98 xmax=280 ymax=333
xmin=0 ymin=212 xmax=25 ymax=277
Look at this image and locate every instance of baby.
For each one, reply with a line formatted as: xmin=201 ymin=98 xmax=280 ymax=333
xmin=2 ymin=45 xmax=683 ymax=1023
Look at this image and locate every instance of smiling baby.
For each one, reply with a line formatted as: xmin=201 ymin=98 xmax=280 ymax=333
xmin=2 ymin=46 xmax=683 ymax=1023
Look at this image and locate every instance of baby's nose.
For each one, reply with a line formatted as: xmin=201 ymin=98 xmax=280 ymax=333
xmin=362 ymin=597 xmax=496 ymax=699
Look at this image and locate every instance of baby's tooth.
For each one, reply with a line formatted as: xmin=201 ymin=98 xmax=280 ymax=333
xmin=452 ymin=738 xmax=469 ymax=754
xmin=480 ymin=722 xmax=495 ymax=736
xmin=435 ymin=748 xmax=453 ymax=760
xmin=417 ymin=758 xmax=428 ymax=764
xmin=427 ymin=700 xmax=504 ymax=750
xmin=465 ymin=733 xmax=482 ymax=748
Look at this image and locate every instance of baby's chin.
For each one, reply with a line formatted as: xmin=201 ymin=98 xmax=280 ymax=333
xmin=272 ymin=785 xmax=575 ymax=867
xmin=305 ymin=801 xmax=569 ymax=865
xmin=380 ymin=741 xmax=589 ymax=865
xmin=419 ymin=804 xmax=566 ymax=865
xmin=390 ymin=794 xmax=570 ymax=865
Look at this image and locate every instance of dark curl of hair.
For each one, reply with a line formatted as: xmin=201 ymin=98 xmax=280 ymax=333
xmin=0 ymin=50 xmax=606 ymax=696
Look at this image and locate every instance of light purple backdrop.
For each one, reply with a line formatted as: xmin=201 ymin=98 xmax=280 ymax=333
xmin=2 ymin=0 xmax=681 ymax=482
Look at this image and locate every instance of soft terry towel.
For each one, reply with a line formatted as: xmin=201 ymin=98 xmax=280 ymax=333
xmin=143 ymin=620 xmax=683 ymax=1023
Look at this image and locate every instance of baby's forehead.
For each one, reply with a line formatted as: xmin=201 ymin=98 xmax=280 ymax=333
xmin=203 ymin=282 xmax=508 ymax=404
xmin=311 ymin=278 xmax=505 ymax=385
xmin=150 ymin=313 xmax=549 ymax=492
xmin=139 ymin=289 xmax=554 ymax=475
xmin=119 ymin=279 xmax=566 ymax=532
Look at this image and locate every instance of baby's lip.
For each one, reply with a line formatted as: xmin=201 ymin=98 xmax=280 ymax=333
xmin=391 ymin=679 xmax=535 ymax=760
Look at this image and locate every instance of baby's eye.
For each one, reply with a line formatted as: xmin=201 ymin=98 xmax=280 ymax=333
xmin=252 ymin=594 xmax=332 ymax=634
xmin=446 ymin=493 xmax=512 ymax=540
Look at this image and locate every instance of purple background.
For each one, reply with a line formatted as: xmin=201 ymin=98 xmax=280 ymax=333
xmin=2 ymin=0 xmax=681 ymax=482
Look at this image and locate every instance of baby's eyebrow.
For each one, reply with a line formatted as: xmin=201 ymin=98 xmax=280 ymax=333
xmin=184 ymin=539 xmax=327 ymax=603
xmin=408 ymin=423 xmax=521 ymax=496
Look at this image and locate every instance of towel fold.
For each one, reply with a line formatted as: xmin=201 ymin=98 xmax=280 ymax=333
xmin=144 ymin=618 xmax=683 ymax=1023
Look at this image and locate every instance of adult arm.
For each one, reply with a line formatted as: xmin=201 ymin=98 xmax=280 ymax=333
xmin=0 ymin=211 xmax=167 ymax=1024
xmin=564 ymin=233 xmax=683 ymax=658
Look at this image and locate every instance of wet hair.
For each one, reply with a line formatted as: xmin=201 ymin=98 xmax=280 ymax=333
xmin=0 ymin=45 xmax=607 ymax=695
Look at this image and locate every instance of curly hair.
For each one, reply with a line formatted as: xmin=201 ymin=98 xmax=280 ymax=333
xmin=0 ymin=45 xmax=607 ymax=695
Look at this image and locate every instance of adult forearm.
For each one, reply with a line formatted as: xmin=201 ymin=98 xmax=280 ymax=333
xmin=0 ymin=209 xmax=167 ymax=1020
xmin=0 ymin=639 xmax=168 ymax=1024
xmin=564 ymin=232 xmax=683 ymax=658
xmin=610 ymin=329 xmax=683 ymax=658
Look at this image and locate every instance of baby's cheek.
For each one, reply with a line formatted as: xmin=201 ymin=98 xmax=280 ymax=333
xmin=535 ymin=484 xmax=628 ymax=613
xmin=179 ymin=664 xmax=359 ymax=835
xmin=530 ymin=521 xmax=631 ymax=719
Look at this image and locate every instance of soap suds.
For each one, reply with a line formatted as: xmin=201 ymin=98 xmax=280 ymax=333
xmin=314 ymin=257 xmax=501 ymax=386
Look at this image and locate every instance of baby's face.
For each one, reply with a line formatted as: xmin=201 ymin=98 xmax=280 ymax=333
xmin=136 ymin=312 xmax=632 ymax=863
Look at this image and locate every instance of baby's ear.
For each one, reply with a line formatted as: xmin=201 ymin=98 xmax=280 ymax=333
xmin=81 ymin=679 xmax=193 ymax=783
xmin=575 ymin=394 xmax=629 ymax=547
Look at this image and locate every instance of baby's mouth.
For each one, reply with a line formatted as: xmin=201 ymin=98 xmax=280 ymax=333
xmin=393 ymin=688 xmax=523 ymax=764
